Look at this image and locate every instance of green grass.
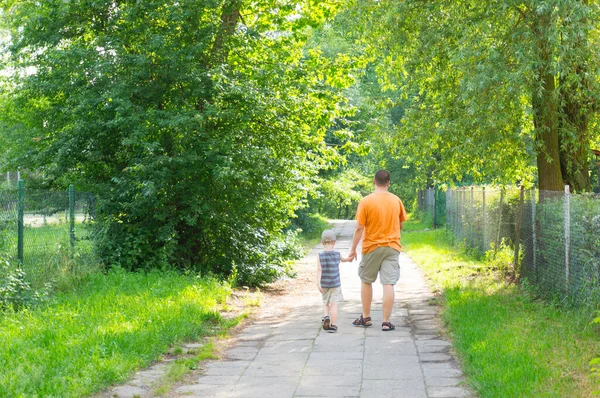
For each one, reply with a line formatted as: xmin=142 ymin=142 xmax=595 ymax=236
xmin=402 ymin=214 xmax=435 ymax=232
xmin=297 ymin=213 xmax=331 ymax=250
xmin=0 ymin=268 xmax=239 ymax=397
xmin=403 ymin=228 xmax=600 ymax=397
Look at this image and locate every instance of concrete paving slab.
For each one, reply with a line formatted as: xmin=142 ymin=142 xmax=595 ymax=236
xmin=417 ymin=344 xmax=451 ymax=354
xmin=363 ymin=354 xmax=420 ymax=366
xmin=196 ymin=375 xmax=241 ymax=385
xmin=428 ymin=386 xmax=475 ymax=397
xmin=175 ymin=383 xmax=234 ymax=397
xmin=360 ymin=379 xmax=428 ymax=397
xmin=362 ymin=363 xmax=424 ymax=380
xmin=202 ymin=361 xmax=250 ymax=376
xmin=303 ymin=361 xmax=363 ymax=376
xmin=298 ymin=375 xmax=362 ymax=387
xmin=230 ymin=376 xmax=299 ymax=397
xmin=308 ymin=351 xmax=364 ymax=361
xmin=260 ymin=340 xmax=314 ymax=353
xmin=294 ymin=383 xmax=361 ymax=397
xmin=420 ymin=353 xmax=453 ymax=362
xmin=425 ymin=377 xmax=466 ymax=387
xmin=422 ymin=362 xmax=464 ymax=378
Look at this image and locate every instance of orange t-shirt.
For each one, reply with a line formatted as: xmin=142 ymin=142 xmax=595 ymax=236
xmin=356 ymin=192 xmax=407 ymax=254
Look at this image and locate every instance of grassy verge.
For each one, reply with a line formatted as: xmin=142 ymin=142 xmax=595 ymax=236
xmin=402 ymin=226 xmax=600 ymax=397
xmin=402 ymin=212 xmax=433 ymax=232
xmin=0 ymin=268 xmax=240 ymax=397
xmin=153 ymin=341 xmax=220 ymax=396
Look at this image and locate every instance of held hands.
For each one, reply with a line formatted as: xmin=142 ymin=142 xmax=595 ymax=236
xmin=346 ymin=249 xmax=357 ymax=262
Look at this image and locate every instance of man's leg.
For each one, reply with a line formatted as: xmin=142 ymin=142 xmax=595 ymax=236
xmin=361 ymin=282 xmax=373 ymax=319
xmin=380 ymin=248 xmax=400 ymax=325
xmin=382 ymin=284 xmax=395 ymax=323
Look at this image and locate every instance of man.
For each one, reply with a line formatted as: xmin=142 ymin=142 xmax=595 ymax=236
xmin=348 ymin=170 xmax=407 ymax=331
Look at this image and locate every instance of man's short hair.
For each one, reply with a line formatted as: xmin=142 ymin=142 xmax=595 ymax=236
xmin=374 ymin=170 xmax=390 ymax=186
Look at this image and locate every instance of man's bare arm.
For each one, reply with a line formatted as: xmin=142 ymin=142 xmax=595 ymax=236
xmin=348 ymin=223 xmax=365 ymax=261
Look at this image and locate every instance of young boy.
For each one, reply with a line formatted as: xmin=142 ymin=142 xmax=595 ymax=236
xmin=317 ymin=229 xmax=352 ymax=333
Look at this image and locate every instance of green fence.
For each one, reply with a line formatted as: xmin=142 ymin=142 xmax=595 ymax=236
xmin=417 ymin=188 xmax=446 ymax=228
xmin=0 ymin=181 xmax=98 ymax=287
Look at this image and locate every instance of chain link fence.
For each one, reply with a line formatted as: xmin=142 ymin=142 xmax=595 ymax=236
xmin=445 ymin=186 xmax=600 ymax=306
xmin=0 ymin=181 xmax=98 ymax=288
xmin=417 ymin=188 xmax=446 ymax=228
xmin=2 ymin=171 xmax=20 ymax=187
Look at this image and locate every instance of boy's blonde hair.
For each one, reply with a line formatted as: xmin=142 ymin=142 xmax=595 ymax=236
xmin=321 ymin=229 xmax=336 ymax=244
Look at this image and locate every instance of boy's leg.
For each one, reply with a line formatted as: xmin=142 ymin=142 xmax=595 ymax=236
xmin=330 ymin=302 xmax=338 ymax=326
xmin=322 ymin=303 xmax=331 ymax=330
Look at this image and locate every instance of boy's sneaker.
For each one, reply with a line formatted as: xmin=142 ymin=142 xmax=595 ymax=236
xmin=322 ymin=316 xmax=331 ymax=331
xmin=327 ymin=324 xmax=338 ymax=333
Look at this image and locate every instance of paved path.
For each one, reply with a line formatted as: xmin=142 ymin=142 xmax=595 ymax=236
xmin=175 ymin=220 xmax=473 ymax=398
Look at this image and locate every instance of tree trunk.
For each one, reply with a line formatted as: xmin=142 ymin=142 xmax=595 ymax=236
xmin=532 ymin=12 xmax=564 ymax=192
xmin=197 ymin=0 xmax=242 ymax=111
xmin=557 ymin=1 xmax=593 ymax=192
xmin=559 ymin=93 xmax=591 ymax=192
xmin=210 ymin=0 xmax=242 ymax=66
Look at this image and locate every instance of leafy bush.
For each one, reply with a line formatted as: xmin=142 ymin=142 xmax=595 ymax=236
xmin=485 ymin=238 xmax=521 ymax=279
xmin=234 ymin=229 xmax=303 ymax=287
xmin=2 ymin=2 xmax=348 ymax=286
xmin=292 ymin=209 xmax=330 ymax=236
xmin=0 ymin=254 xmax=51 ymax=310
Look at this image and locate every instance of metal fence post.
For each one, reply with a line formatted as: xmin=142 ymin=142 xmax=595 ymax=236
xmin=495 ymin=188 xmax=505 ymax=251
xmin=564 ymin=185 xmax=571 ymax=292
xmin=482 ymin=187 xmax=487 ymax=252
xmin=69 ymin=184 xmax=75 ymax=251
xmin=17 ymin=179 xmax=24 ymax=266
xmin=454 ymin=188 xmax=464 ymax=242
xmin=446 ymin=190 xmax=451 ymax=230
xmin=531 ymin=188 xmax=537 ymax=281
xmin=432 ymin=188 xmax=437 ymax=229
xmin=514 ymin=186 xmax=524 ymax=271
xmin=469 ymin=186 xmax=474 ymax=247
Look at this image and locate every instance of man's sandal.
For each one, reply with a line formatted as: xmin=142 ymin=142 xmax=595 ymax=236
xmin=327 ymin=325 xmax=338 ymax=333
xmin=381 ymin=322 xmax=395 ymax=331
xmin=322 ymin=316 xmax=331 ymax=331
xmin=352 ymin=315 xmax=373 ymax=327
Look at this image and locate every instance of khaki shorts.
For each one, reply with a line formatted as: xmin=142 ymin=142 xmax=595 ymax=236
xmin=321 ymin=287 xmax=343 ymax=305
xmin=358 ymin=246 xmax=400 ymax=284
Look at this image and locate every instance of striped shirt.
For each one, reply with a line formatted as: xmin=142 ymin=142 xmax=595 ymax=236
xmin=319 ymin=251 xmax=341 ymax=288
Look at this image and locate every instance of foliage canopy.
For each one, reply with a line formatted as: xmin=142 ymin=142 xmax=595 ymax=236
xmin=0 ymin=0 xmax=350 ymax=283
xmin=345 ymin=0 xmax=600 ymax=191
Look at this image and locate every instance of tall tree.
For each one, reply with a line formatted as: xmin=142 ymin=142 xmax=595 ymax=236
xmin=0 ymin=0 xmax=347 ymax=283
xmin=347 ymin=0 xmax=600 ymax=191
